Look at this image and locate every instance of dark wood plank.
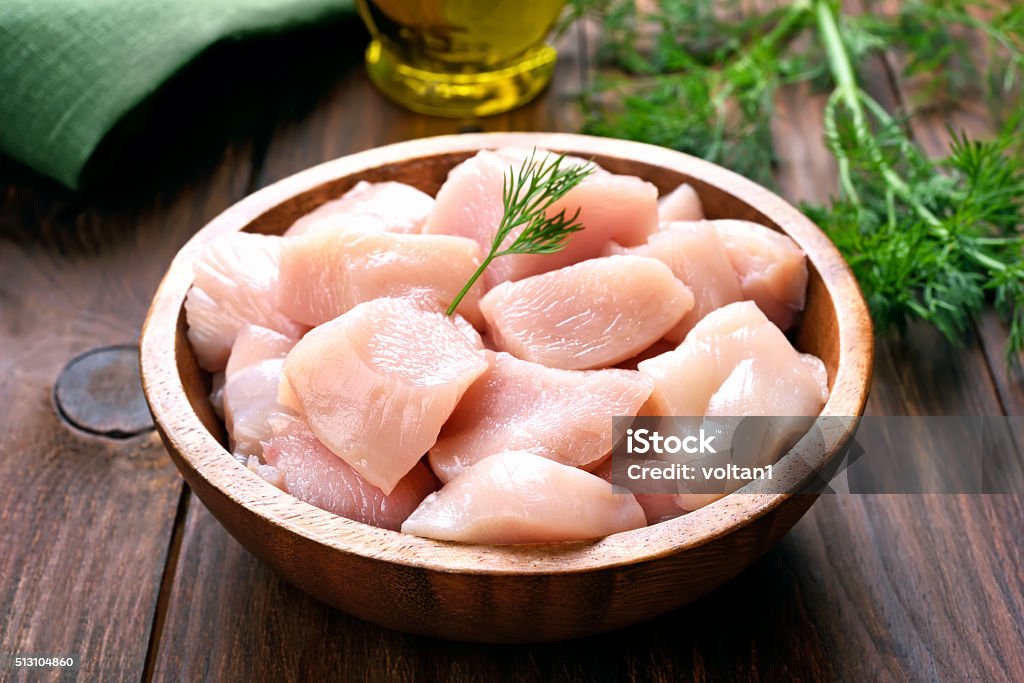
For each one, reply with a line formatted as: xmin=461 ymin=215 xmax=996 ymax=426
xmin=0 ymin=140 xmax=253 ymax=680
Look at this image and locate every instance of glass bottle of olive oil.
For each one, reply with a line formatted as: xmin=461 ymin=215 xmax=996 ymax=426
xmin=357 ymin=0 xmax=566 ymax=117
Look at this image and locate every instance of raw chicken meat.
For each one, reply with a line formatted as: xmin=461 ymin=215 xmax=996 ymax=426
xmin=614 ymin=339 xmax=678 ymax=371
xmin=260 ymin=414 xmax=437 ymax=531
xmin=277 ymin=226 xmax=484 ymax=327
xmin=282 ymin=297 xmax=488 ymax=494
xmin=713 ymin=219 xmax=808 ymax=331
xmin=223 ymin=358 xmax=288 ymax=458
xmin=185 ymin=232 xmax=305 ymax=371
xmin=221 ymin=325 xmax=298 ymax=458
xmin=609 ymin=221 xmax=743 ymax=343
xmin=638 ymin=301 xmax=829 ymax=417
xmin=225 ymin=324 xmax=296 ymax=379
xmin=247 ymin=454 xmax=284 ymax=489
xmin=592 ymin=457 xmax=685 ymax=525
xmin=480 ymin=255 xmax=694 ymax=370
xmin=428 ymin=351 xmax=653 ymax=482
xmin=658 ymin=183 xmax=705 ymax=222
xmin=635 ymin=302 xmax=828 ymax=512
xmin=285 ymin=180 xmax=434 ymax=236
xmin=422 ymin=148 xmax=659 ymax=289
xmin=402 ymin=451 xmax=647 ymax=543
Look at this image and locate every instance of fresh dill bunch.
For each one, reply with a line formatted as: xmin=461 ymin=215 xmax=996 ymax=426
xmin=809 ymin=1 xmax=1024 ymax=361
xmin=850 ymin=0 xmax=1024 ymax=124
xmin=576 ymin=0 xmax=816 ymax=187
xmin=446 ymin=151 xmax=595 ymax=315
xmin=573 ymin=0 xmax=1023 ymax=363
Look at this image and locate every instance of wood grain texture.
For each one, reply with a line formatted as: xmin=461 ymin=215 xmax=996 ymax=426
xmin=2 ymin=4 xmax=1021 ymax=681
xmin=0 ymin=142 xmax=253 ymax=680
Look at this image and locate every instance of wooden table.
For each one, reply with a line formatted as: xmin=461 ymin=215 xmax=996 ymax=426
xmin=1 ymin=11 xmax=1022 ymax=682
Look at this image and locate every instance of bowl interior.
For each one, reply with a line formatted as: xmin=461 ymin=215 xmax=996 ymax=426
xmin=147 ymin=133 xmax=872 ymax=575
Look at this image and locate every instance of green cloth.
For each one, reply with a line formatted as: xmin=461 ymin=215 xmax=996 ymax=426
xmin=0 ymin=0 xmax=355 ymax=189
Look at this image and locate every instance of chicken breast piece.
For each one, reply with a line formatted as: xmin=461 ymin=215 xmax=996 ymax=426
xmin=223 ymin=358 xmax=290 ymax=459
xmin=277 ymin=226 xmax=484 ymax=328
xmin=282 ymin=297 xmax=488 ymax=494
xmin=636 ymin=302 xmax=828 ymax=512
xmin=480 ymin=255 xmax=693 ymax=370
xmin=658 ymin=183 xmax=705 ymax=222
xmin=221 ymin=325 xmax=298 ymax=458
xmin=260 ymin=414 xmax=437 ymax=531
xmin=422 ymin=147 xmax=659 ymax=289
xmin=592 ymin=456 xmax=686 ymax=525
xmin=402 ymin=451 xmax=647 ymax=543
xmin=185 ymin=232 xmax=306 ymax=371
xmin=285 ymin=180 xmax=434 ymax=236
xmin=637 ymin=301 xmax=829 ymax=417
xmin=609 ymin=221 xmax=743 ymax=343
xmin=428 ymin=351 xmax=653 ymax=482
xmin=713 ymin=219 xmax=808 ymax=331
xmin=225 ymin=324 xmax=297 ymax=380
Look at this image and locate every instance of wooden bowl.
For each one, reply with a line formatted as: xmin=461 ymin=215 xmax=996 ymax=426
xmin=140 ymin=133 xmax=873 ymax=643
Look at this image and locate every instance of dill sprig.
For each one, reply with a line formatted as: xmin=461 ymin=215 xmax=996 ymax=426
xmin=446 ymin=151 xmax=594 ymax=315
xmin=572 ymin=0 xmax=1024 ymax=363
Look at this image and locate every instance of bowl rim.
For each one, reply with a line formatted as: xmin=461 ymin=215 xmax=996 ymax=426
xmin=140 ymin=132 xmax=873 ymax=575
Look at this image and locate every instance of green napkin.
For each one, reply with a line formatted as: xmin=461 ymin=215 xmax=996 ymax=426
xmin=0 ymin=0 xmax=355 ymax=189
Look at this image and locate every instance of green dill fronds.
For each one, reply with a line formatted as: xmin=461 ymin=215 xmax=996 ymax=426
xmin=445 ymin=151 xmax=594 ymax=315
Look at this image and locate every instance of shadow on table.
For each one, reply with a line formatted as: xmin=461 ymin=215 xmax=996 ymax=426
xmin=393 ymin=538 xmax=832 ymax=681
xmin=258 ymin=533 xmax=837 ymax=682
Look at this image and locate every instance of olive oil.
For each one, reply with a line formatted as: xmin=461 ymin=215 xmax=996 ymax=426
xmin=357 ymin=0 xmax=566 ymax=117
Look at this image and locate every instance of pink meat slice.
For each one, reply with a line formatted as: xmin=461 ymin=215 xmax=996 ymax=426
xmin=713 ymin=219 xmax=808 ymax=331
xmin=592 ymin=457 xmax=685 ymax=525
xmin=277 ymin=226 xmax=485 ymax=328
xmin=223 ymin=358 xmax=290 ymax=459
xmin=282 ymin=297 xmax=488 ymax=494
xmin=185 ymin=232 xmax=306 ymax=371
xmin=609 ymin=221 xmax=743 ymax=343
xmin=637 ymin=301 xmax=829 ymax=417
xmin=636 ymin=302 xmax=828 ymax=512
xmin=285 ymin=180 xmax=434 ymax=236
xmin=658 ymin=183 xmax=705 ymax=222
xmin=402 ymin=451 xmax=647 ymax=543
xmin=225 ymin=324 xmax=297 ymax=380
xmin=422 ymin=147 xmax=659 ymax=289
xmin=221 ymin=325 xmax=298 ymax=458
xmin=480 ymin=255 xmax=693 ymax=370
xmin=428 ymin=351 xmax=653 ymax=483
xmin=260 ymin=414 xmax=437 ymax=531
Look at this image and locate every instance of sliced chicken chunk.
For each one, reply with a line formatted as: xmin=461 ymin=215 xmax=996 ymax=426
xmin=278 ymin=226 xmax=484 ymax=327
xmin=429 ymin=352 xmax=653 ymax=482
xmin=221 ymin=325 xmax=298 ymax=458
xmin=285 ymin=180 xmax=434 ymax=236
xmin=658 ymin=183 xmax=705 ymax=222
xmin=225 ymin=324 xmax=297 ymax=379
xmin=592 ymin=457 xmax=686 ymax=525
xmin=402 ymin=451 xmax=647 ymax=543
xmin=282 ymin=297 xmax=488 ymax=494
xmin=609 ymin=221 xmax=743 ymax=343
xmin=422 ymin=148 xmax=659 ymax=289
xmin=481 ymin=255 xmax=693 ymax=370
xmin=260 ymin=414 xmax=437 ymax=531
xmin=185 ymin=232 xmax=305 ymax=371
xmin=638 ymin=301 xmax=828 ymax=417
xmin=713 ymin=219 xmax=808 ymax=331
